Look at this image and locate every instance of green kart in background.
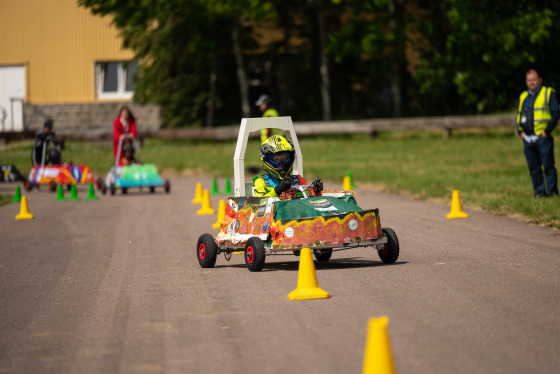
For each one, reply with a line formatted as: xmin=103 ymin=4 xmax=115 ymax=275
xmin=101 ymin=136 xmax=170 ymax=195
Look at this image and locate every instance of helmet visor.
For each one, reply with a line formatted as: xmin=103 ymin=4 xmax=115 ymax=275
xmin=269 ymin=152 xmax=292 ymax=166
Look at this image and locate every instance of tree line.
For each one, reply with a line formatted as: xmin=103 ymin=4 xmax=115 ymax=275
xmin=79 ymin=0 xmax=560 ymax=128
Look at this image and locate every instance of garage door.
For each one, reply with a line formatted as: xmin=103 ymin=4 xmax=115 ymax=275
xmin=0 ymin=65 xmax=26 ymax=132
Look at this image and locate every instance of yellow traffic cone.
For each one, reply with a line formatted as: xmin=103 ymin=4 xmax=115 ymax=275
xmin=288 ymin=247 xmax=329 ymax=300
xmin=15 ymin=196 xmax=35 ymax=220
xmin=191 ymin=182 xmax=203 ymax=204
xmin=197 ymin=190 xmax=215 ymax=215
xmin=343 ymin=175 xmax=352 ymax=192
xmin=212 ymin=200 xmax=226 ymax=229
xmin=362 ymin=316 xmax=396 ymax=374
xmin=446 ymin=190 xmax=468 ymax=219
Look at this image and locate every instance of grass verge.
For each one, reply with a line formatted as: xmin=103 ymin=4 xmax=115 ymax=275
xmin=1 ymin=127 xmax=558 ymax=228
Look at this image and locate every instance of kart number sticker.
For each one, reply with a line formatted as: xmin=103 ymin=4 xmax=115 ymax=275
xmin=285 ymin=227 xmax=294 ymax=238
xmin=229 ymin=200 xmax=238 ymax=212
xmin=348 ymin=219 xmax=358 ymax=231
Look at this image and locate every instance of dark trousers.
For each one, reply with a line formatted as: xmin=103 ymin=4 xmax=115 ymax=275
xmin=523 ymin=136 xmax=558 ymax=196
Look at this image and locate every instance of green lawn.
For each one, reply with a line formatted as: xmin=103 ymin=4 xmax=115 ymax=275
xmin=2 ymin=127 xmax=559 ymax=228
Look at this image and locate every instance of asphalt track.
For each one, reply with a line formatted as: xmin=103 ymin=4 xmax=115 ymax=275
xmin=0 ymin=177 xmax=559 ymax=374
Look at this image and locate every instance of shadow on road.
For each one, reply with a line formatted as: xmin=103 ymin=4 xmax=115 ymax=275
xmin=219 ymin=258 xmax=408 ymax=272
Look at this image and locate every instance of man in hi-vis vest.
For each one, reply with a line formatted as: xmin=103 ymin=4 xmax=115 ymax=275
xmin=255 ymin=94 xmax=282 ymax=143
xmin=517 ymin=69 xmax=559 ymax=197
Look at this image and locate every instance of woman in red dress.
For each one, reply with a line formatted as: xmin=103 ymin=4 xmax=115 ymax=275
xmin=113 ymin=106 xmax=138 ymax=165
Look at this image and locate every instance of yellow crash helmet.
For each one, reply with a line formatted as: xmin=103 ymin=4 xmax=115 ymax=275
xmin=260 ymin=135 xmax=295 ymax=179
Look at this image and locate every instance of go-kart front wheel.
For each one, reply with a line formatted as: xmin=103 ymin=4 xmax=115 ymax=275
xmin=164 ymin=180 xmax=171 ymax=193
xmin=313 ymin=248 xmax=333 ymax=262
xmin=245 ymin=237 xmax=266 ymax=272
xmin=197 ymin=233 xmax=218 ymax=268
xmin=379 ymin=227 xmax=399 ymax=264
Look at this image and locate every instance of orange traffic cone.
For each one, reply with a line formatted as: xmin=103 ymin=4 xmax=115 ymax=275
xmin=446 ymin=190 xmax=468 ymax=219
xmin=288 ymin=247 xmax=329 ymax=300
xmin=212 ymin=200 xmax=226 ymax=229
xmin=362 ymin=316 xmax=396 ymax=374
xmin=343 ymin=175 xmax=352 ymax=192
xmin=15 ymin=196 xmax=34 ymax=220
xmin=197 ymin=190 xmax=215 ymax=215
xmin=191 ymin=182 xmax=203 ymax=204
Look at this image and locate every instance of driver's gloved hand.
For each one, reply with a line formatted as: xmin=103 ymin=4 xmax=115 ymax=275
xmin=284 ymin=189 xmax=297 ymax=200
xmin=313 ymin=176 xmax=323 ymax=193
xmin=274 ymin=177 xmax=292 ymax=195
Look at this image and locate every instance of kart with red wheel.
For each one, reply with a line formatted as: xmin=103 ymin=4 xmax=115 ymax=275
xmin=196 ymin=117 xmax=400 ymax=272
xmin=25 ymin=141 xmax=97 ymax=192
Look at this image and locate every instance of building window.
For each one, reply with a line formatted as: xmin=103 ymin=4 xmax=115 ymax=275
xmin=96 ymin=61 xmax=138 ymax=99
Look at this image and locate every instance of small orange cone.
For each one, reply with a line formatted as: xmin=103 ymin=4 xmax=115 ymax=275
xmin=212 ymin=200 xmax=226 ymax=229
xmin=446 ymin=190 xmax=468 ymax=219
xmin=191 ymin=182 xmax=204 ymax=204
xmin=288 ymin=248 xmax=329 ymax=300
xmin=343 ymin=175 xmax=352 ymax=192
xmin=362 ymin=316 xmax=396 ymax=374
xmin=197 ymin=190 xmax=215 ymax=215
xmin=15 ymin=196 xmax=34 ymax=220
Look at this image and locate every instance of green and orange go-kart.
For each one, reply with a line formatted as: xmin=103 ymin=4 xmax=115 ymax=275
xmin=196 ymin=117 xmax=399 ymax=272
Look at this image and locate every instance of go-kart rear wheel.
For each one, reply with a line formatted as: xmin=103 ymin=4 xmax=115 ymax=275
xmin=24 ymin=180 xmax=33 ymax=191
xmin=379 ymin=227 xmax=399 ymax=264
xmin=150 ymin=186 xmax=155 ymax=193
xmin=164 ymin=180 xmax=171 ymax=193
xmin=110 ymin=183 xmax=116 ymax=195
xmin=197 ymin=233 xmax=218 ymax=268
xmin=122 ymin=187 xmax=128 ymax=194
xmin=313 ymin=248 xmax=333 ymax=262
xmin=245 ymin=237 xmax=266 ymax=272
xmin=49 ymin=181 xmax=57 ymax=192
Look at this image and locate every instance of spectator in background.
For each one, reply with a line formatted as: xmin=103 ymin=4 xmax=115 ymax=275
xmin=517 ymin=69 xmax=559 ymax=197
xmin=31 ymin=119 xmax=60 ymax=165
xmin=255 ymin=94 xmax=282 ymax=143
xmin=113 ymin=106 xmax=138 ymax=165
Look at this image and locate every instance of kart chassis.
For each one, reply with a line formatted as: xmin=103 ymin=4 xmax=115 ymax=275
xmin=197 ymin=116 xmax=399 ymax=272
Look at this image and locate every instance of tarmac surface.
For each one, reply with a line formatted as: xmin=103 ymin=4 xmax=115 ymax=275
xmin=1 ymin=177 xmax=559 ymax=374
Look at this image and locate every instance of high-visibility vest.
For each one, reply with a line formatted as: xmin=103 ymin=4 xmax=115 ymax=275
xmin=260 ymin=108 xmax=281 ymax=143
xmin=517 ymin=86 xmax=555 ymax=135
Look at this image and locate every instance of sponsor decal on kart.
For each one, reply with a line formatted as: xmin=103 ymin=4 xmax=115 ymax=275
xmin=265 ymin=198 xmax=273 ymax=214
xmin=257 ymin=204 xmax=266 ymax=218
xmin=309 ymin=199 xmax=337 ymax=212
xmin=285 ymin=227 xmax=295 ymax=238
xmin=227 ymin=219 xmax=237 ymax=234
